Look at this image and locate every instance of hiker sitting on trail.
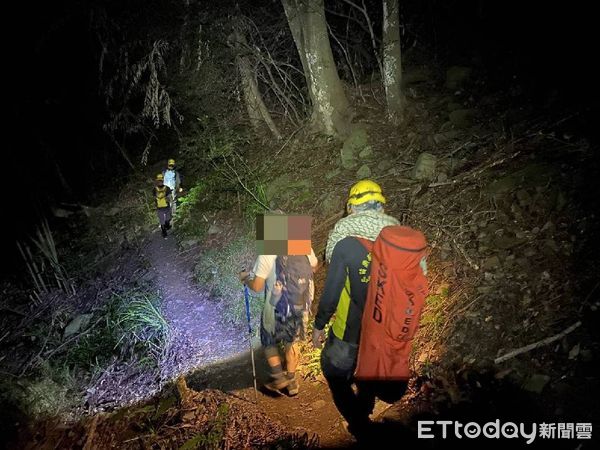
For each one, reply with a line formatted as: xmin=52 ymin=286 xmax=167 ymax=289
xmin=153 ymin=173 xmax=172 ymax=238
xmin=239 ymin=245 xmax=318 ymax=396
xmin=312 ymin=179 xmax=429 ymax=441
xmin=162 ymin=158 xmax=182 ymax=215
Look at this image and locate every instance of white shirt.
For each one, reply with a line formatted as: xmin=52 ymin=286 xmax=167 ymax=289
xmin=251 ymin=249 xmax=318 ymax=306
xmin=163 ymin=169 xmax=177 ymax=191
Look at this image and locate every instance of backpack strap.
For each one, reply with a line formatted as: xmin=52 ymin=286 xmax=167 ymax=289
xmin=274 ymin=256 xmax=291 ymax=320
xmin=276 ymin=255 xmax=287 ymax=284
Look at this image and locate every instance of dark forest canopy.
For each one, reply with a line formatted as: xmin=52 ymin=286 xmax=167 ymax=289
xmin=5 ymin=0 xmax=596 ymax=250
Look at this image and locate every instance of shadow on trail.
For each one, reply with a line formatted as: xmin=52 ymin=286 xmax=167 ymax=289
xmin=187 ymin=347 xmax=303 ymax=402
xmin=186 ymin=347 xmax=268 ymax=393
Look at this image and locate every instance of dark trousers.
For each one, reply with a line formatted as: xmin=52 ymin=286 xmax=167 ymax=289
xmin=321 ymin=333 xmax=409 ymax=429
xmin=156 ymin=207 xmax=172 ymax=226
xmin=320 ymin=333 xmax=375 ymax=427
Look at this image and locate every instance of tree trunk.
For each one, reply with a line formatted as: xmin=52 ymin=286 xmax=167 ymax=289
xmin=382 ymin=0 xmax=404 ymax=123
xmin=282 ymin=0 xmax=352 ymax=138
xmin=179 ymin=12 xmax=190 ymax=73
xmin=233 ymin=30 xmax=282 ymax=140
xmin=281 ymin=0 xmax=311 ymax=92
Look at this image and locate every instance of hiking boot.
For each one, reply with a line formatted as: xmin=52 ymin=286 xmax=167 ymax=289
xmin=263 ymin=377 xmax=291 ymax=393
xmin=286 ymin=373 xmax=299 ymax=396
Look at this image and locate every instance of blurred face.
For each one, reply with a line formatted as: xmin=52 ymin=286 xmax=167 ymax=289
xmin=156 ymin=179 xmax=164 ymax=186
xmin=168 ymin=165 xmax=174 ymax=170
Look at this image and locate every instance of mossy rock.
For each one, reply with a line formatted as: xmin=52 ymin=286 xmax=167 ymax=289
xmin=377 ymin=160 xmax=393 ymax=172
xmin=433 ymin=130 xmax=460 ymax=145
xmin=340 ymin=146 xmax=357 ymax=169
xmin=358 ymin=146 xmax=373 ymax=159
xmin=412 ymin=153 xmax=437 ymax=180
xmin=341 ymin=126 xmax=369 ymax=169
xmin=356 ymin=164 xmax=372 ymax=179
xmin=267 ymin=176 xmax=312 ymax=207
xmin=64 ymin=314 xmax=93 ymax=338
xmin=320 ymin=192 xmax=344 ymax=216
xmin=486 ymin=164 xmax=556 ymax=197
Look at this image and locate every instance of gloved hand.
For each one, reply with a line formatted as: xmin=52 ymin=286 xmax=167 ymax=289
xmin=312 ymin=327 xmax=325 ymax=349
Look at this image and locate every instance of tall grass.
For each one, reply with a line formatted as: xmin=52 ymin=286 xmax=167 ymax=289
xmin=61 ymin=288 xmax=170 ymax=375
xmin=17 ymin=218 xmax=75 ymax=300
xmin=114 ymin=290 xmax=170 ymax=357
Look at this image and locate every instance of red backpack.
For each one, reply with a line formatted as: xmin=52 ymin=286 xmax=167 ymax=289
xmin=355 ymin=226 xmax=428 ymax=385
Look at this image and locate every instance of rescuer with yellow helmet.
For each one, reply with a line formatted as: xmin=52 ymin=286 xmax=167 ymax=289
xmin=153 ymin=172 xmax=173 ymax=238
xmin=312 ymin=179 xmax=401 ymax=439
xmin=162 ymin=158 xmax=182 ymax=215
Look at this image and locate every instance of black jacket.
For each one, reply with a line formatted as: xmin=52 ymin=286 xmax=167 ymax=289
xmin=315 ymin=237 xmax=372 ymax=344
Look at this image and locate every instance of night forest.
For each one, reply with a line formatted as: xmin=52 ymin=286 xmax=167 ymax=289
xmin=2 ymin=0 xmax=598 ymax=448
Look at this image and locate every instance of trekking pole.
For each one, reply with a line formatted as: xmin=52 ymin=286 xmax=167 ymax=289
xmin=244 ymin=284 xmax=259 ymax=404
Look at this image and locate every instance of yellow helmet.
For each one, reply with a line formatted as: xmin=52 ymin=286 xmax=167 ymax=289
xmin=167 ymin=158 xmax=175 ymax=167
xmin=347 ymin=179 xmax=386 ymax=207
xmin=156 ymin=173 xmax=164 ymax=181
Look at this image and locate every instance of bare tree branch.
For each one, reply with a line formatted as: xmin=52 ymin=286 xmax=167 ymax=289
xmin=338 ymin=0 xmax=383 ymax=75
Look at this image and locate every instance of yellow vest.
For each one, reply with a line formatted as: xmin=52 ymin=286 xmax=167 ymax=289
xmin=155 ymin=186 xmax=170 ymax=208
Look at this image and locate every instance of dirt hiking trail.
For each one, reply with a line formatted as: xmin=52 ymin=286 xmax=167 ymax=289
xmin=144 ymin=227 xmax=359 ymax=447
xmin=144 ymin=229 xmax=246 ymax=371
